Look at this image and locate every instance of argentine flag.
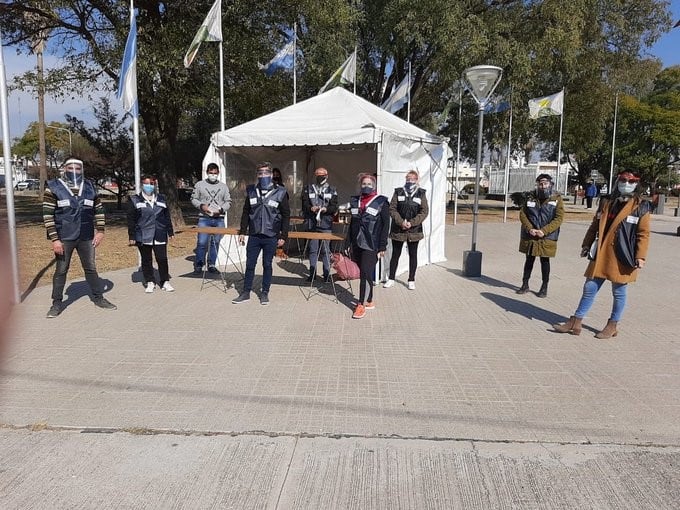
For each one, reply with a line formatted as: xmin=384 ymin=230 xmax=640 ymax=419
xmin=116 ymin=11 xmax=138 ymax=116
xmin=260 ymin=39 xmax=295 ymax=76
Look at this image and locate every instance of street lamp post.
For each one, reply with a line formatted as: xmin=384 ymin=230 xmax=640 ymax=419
xmin=46 ymin=124 xmax=72 ymax=155
xmin=461 ymin=65 xmax=503 ymax=277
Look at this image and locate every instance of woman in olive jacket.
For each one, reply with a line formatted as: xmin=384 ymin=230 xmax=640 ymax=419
xmin=553 ymin=171 xmax=651 ymax=339
xmin=384 ymin=170 xmax=429 ymax=290
xmin=517 ymin=173 xmax=564 ymax=297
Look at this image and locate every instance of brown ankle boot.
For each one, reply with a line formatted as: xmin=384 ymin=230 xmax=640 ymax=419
xmin=553 ymin=316 xmax=582 ymax=335
xmin=516 ymin=281 xmax=530 ymax=294
xmin=594 ymin=320 xmax=618 ymax=339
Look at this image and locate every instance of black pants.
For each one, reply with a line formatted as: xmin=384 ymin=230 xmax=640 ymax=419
xmin=354 ymin=248 xmax=378 ymax=304
xmin=137 ymin=243 xmax=170 ymax=285
xmin=388 ymin=240 xmax=419 ymax=281
xmin=52 ymin=238 xmax=103 ymax=302
xmin=586 ymin=196 xmax=594 ymax=208
xmin=522 ymin=255 xmax=550 ymax=283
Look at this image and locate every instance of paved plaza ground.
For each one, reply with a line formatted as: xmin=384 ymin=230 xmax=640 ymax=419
xmin=1 ymin=202 xmax=679 ymax=509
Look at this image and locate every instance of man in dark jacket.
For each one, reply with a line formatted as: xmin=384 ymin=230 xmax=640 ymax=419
xmin=233 ymin=162 xmax=290 ymax=305
xmin=43 ymin=158 xmax=117 ymax=318
xmin=301 ymin=167 xmax=338 ymax=282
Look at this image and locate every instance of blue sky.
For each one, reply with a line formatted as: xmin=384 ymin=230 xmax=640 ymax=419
xmin=3 ymin=6 xmax=680 ymax=143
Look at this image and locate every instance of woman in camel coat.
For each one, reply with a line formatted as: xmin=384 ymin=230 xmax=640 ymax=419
xmin=553 ymin=171 xmax=651 ymax=339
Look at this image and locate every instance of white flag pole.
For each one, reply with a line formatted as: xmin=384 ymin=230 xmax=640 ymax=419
xmin=556 ymin=88 xmax=564 ymax=193
xmin=293 ymin=23 xmax=297 ymax=105
xmin=608 ymin=92 xmax=619 ymax=192
xmin=0 ymin=32 xmax=21 ymax=304
xmin=503 ymin=86 xmax=513 ymax=223
xmin=407 ymin=62 xmax=411 ymax=123
xmin=353 ymin=46 xmax=357 ymax=94
xmin=454 ymin=86 xmax=462 ymax=226
xmin=219 ymin=42 xmax=225 ymax=131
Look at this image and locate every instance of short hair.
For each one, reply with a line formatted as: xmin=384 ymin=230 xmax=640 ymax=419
xmin=535 ymin=173 xmax=552 ymax=183
xmin=406 ymin=170 xmax=419 ymax=180
xmin=206 ymin=163 xmax=219 ymax=172
xmin=256 ymin=161 xmax=272 ymax=171
xmin=140 ymin=174 xmax=156 ymax=182
xmin=358 ymin=173 xmax=377 ymax=186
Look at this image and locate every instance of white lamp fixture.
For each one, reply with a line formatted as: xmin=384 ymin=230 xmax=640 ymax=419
xmin=461 ymin=65 xmax=503 ymax=277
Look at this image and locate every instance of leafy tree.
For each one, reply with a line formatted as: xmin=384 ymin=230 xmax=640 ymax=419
xmin=11 ymin=121 xmax=83 ymax=176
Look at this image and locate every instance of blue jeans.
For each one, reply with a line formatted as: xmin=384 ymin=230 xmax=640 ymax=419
xmin=243 ymin=234 xmax=278 ymax=293
xmin=51 ymin=238 xmax=103 ymax=302
xmin=574 ymin=278 xmax=628 ymax=322
xmin=195 ymin=216 xmax=225 ymax=269
xmin=308 ymin=229 xmax=331 ymax=276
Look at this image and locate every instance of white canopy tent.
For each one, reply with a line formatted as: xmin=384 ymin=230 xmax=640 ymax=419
xmin=204 ymin=87 xmax=451 ymax=278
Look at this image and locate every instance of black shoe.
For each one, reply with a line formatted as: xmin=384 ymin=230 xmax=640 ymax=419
xmin=208 ymin=266 xmax=219 ymax=274
xmin=193 ymin=267 xmax=203 ymax=275
xmin=536 ymin=284 xmax=548 ymax=298
xmin=94 ymin=297 xmax=117 ymax=310
xmin=516 ymin=283 xmax=530 ymax=294
xmin=260 ymin=292 xmax=269 ymax=305
xmin=232 ymin=292 xmax=250 ymax=304
xmin=306 ymin=271 xmax=316 ymax=282
xmin=322 ymin=274 xmax=332 ymax=283
xmin=46 ymin=302 xmax=63 ymax=318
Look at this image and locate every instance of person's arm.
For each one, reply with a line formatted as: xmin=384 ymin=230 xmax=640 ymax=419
xmin=190 ymin=183 xmax=203 ymax=211
xmin=410 ymin=192 xmax=429 ymax=227
xmin=378 ymin=201 xmax=390 ymax=252
xmin=126 ymin=197 xmax=137 ymax=241
xmin=279 ymin=192 xmax=290 ymax=240
xmin=388 ymin=191 xmax=404 ymax=226
xmin=324 ymin=190 xmax=339 ymax=216
xmin=581 ymin=203 xmax=602 ymax=253
xmin=42 ymin=188 xmax=59 ymax=242
xmin=540 ymin=195 xmax=564 ymax=236
xmin=634 ymin=202 xmax=651 ymax=265
xmin=301 ymin=186 xmax=312 ymax=215
xmin=219 ymin=184 xmax=231 ymax=212
xmin=238 ymin=198 xmax=250 ymax=236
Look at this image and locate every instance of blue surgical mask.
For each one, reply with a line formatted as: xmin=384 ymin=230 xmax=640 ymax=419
xmin=361 ymin=186 xmax=374 ymax=195
xmin=258 ymin=176 xmax=273 ymax=189
xmin=142 ymin=184 xmax=155 ymax=194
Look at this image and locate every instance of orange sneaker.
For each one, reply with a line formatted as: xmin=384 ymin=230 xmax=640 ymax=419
xmin=352 ymin=303 xmax=366 ymax=319
xmin=365 ymin=301 xmax=375 ymax=310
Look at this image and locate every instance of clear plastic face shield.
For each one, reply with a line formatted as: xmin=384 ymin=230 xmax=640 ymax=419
xmin=62 ymin=159 xmax=84 ymax=188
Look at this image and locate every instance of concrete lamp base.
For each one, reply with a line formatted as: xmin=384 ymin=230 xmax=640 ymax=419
xmin=463 ymin=250 xmax=482 ymax=277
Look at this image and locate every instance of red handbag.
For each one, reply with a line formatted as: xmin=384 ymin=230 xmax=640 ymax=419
xmin=331 ymin=253 xmax=360 ymax=280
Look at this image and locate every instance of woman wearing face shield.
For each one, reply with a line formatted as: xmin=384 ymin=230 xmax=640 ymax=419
xmin=553 ymin=171 xmax=651 ymax=339
xmin=516 ymin=173 xmax=564 ymax=298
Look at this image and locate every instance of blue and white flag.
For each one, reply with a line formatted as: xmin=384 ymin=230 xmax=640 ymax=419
xmin=381 ymin=73 xmax=410 ymax=114
xmin=260 ymin=39 xmax=295 ymax=76
xmin=484 ymin=95 xmax=510 ymax=114
xmin=116 ymin=11 xmax=138 ymax=116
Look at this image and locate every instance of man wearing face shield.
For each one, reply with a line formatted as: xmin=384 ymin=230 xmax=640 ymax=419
xmin=232 ymin=161 xmax=290 ymax=305
xmin=301 ymin=167 xmax=338 ymax=282
xmin=554 ymin=171 xmax=651 ymax=339
xmin=516 ymin=174 xmax=564 ymax=297
xmin=43 ymin=158 xmax=117 ymax=318
xmin=190 ymin=162 xmax=232 ymax=274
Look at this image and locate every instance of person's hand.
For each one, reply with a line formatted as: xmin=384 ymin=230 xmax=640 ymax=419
xmin=238 ymin=235 xmax=245 ymax=245
xmin=580 ymin=247 xmax=589 ymax=258
xmin=128 ymin=239 xmax=136 ymax=246
xmin=378 ymin=250 xmax=385 ymax=258
xmin=52 ymin=240 xmax=64 ymax=256
xmin=277 ymin=238 xmax=285 ymax=247
xmin=537 ymin=230 xmax=545 ymax=238
xmin=636 ymin=258 xmax=645 ymax=269
xmin=201 ymin=204 xmax=210 ymax=214
xmin=402 ymin=221 xmax=411 ymax=230
xmin=168 ymin=235 xmax=174 ymax=243
xmin=320 ymin=207 xmax=327 ymax=213
xmin=311 ymin=205 xmax=319 ymax=213
xmin=92 ymin=232 xmax=104 ymax=248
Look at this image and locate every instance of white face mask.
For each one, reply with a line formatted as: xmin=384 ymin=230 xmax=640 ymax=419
xmin=206 ymin=174 xmax=219 ymax=183
xmin=617 ymin=182 xmax=637 ymax=195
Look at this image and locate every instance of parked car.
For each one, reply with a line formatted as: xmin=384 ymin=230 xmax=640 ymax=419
xmin=14 ymin=179 xmax=39 ymax=191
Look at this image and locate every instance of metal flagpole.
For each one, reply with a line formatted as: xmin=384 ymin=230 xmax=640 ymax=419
xmin=454 ymin=85 xmax=462 ymax=225
xmin=353 ymin=46 xmax=357 ymax=94
xmin=0 ymin=33 xmax=21 ymax=304
xmin=407 ymin=62 xmax=411 ymax=123
xmin=608 ymin=92 xmax=618 ymax=192
xmin=293 ymin=23 xmax=297 ymax=104
xmin=556 ymin=88 xmax=564 ymax=193
xmin=503 ymin=86 xmax=513 ymax=223
xmin=219 ymin=42 xmax=225 ymax=131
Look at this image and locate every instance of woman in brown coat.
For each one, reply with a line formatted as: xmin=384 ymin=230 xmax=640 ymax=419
xmin=383 ymin=170 xmax=429 ymax=290
xmin=517 ymin=174 xmax=564 ymax=297
xmin=553 ymin=171 xmax=651 ymax=338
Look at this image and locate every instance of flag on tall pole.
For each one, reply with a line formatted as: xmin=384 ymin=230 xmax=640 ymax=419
xmin=528 ymin=90 xmax=564 ymax=119
xmin=260 ymin=38 xmax=296 ymax=76
xmin=319 ymin=49 xmax=356 ymax=94
xmin=381 ymin=69 xmax=410 ymax=115
xmin=183 ymin=0 xmax=222 ymax=68
xmin=116 ymin=8 xmax=137 ymax=116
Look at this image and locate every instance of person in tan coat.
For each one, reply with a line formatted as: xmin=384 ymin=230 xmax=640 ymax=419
xmin=516 ymin=174 xmax=564 ymax=297
xmin=553 ymin=171 xmax=651 ymax=338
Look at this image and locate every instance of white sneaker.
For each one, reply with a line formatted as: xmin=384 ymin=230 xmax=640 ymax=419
xmin=383 ymin=279 xmax=395 ymax=288
xmin=408 ymin=281 xmax=416 ymax=290
xmin=162 ymin=282 xmax=175 ymax=292
xmin=145 ymin=282 xmax=155 ymax=293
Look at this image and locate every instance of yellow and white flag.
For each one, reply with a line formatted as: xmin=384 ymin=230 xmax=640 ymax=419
xmin=528 ymin=90 xmax=564 ymax=119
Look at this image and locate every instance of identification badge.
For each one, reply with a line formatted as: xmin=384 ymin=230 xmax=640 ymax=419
xmin=626 ymin=215 xmax=639 ymax=224
xmin=324 ymin=193 xmax=331 ymax=199
xmin=414 ymin=197 xmax=422 ymax=205
xmin=249 ymin=197 xmax=258 ymax=205
xmin=267 ymin=199 xmax=279 ymax=208
xmin=83 ymin=199 xmax=94 ymax=207
xmin=57 ymin=199 xmax=70 ymax=207
xmin=526 ymin=201 xmax=536 ymax=207
xmin=398 ymin=196 xmax=406 ymax=201
xmin=135 ymin=202 xmax=145 ymax=209
xmin=548 ymin=201 xmax=557 ymax=206
xmin=157 ymin=201 xmax=167 ymax=208
xmin=308 ymin=192 xmax=316 ymax=198
xmin=366 ymin=207 xmax=378 ymax=216
xmin=351 ymin=208 xmax=359 ymax=215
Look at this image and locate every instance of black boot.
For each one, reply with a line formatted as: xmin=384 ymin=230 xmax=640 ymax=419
xmin=516 ymin=281 xmax=530 ymax=294
xmin=537 ymin=282 xmax=548 ymax=298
